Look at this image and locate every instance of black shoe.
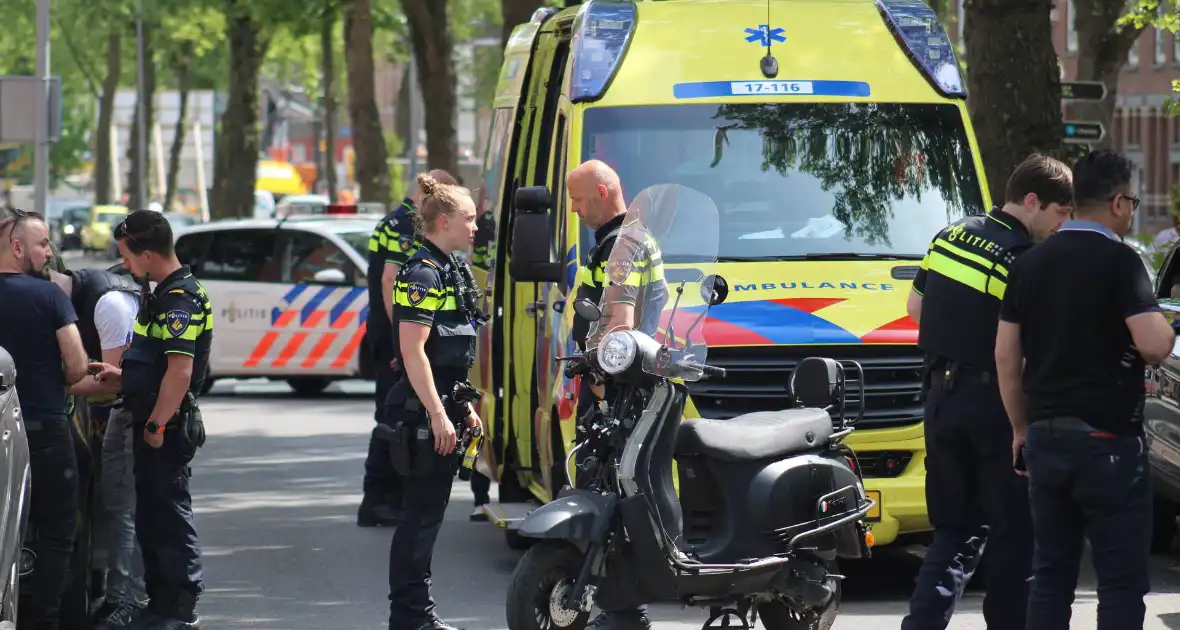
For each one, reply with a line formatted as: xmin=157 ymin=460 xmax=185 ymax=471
xmin=143 ymin=616 xmax=200 ymax=630
xmin=587 ymin=611 xmax=651 ymax=630
xmin=411 ymin=616 xmax=465 ymax=630
xmin=93 ymin=602 xmax=146 ymax=629
xmin=358 ymin=502 xmax=399 ymax=527
xmin=469 ymin=504 xmax=488 ymax=522
xmin=120 ymin=608 xmax=166 ymax=630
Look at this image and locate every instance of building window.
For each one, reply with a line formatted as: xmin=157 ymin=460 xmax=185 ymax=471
xmin=1067 ymin=0 xmax=1078 ymax=53
xmin=1156 ymin=2 xmax=1167 ymax=65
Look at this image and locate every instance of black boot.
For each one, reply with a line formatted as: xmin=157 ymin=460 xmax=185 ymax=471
xmin=586 ymin=610 xmax=652 ymax=630
xmin=411 ymin=615 xmax=465 ymax=630
xmin=358 ymin=495 xmax=399 ymax=527
xmin=92 ymin=601 xmax=146 ymax=629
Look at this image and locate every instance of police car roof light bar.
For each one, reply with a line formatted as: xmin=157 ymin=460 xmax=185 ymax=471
xmin=569 ymin=0 xmax=637 ymax=103
xmin=875 ymin=0 xmax=966 ymax=99
xmin=327 ymin=204 xmax=358 ymax=215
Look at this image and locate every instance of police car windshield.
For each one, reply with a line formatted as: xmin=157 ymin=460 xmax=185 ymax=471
xmin=582 ymin=103 xmax=986 ymax=261
xmin=336 ymin=230 xmax=371 ymax=257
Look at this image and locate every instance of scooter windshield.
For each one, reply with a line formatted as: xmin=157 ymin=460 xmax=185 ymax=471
xmin=586 ymin=183 xmax=720 ymax=381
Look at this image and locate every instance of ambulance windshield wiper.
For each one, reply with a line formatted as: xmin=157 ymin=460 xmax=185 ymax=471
xmin=716 ymin=252 xmax=923 ymax=262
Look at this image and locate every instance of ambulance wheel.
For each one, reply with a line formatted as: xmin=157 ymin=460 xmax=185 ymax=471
xmin=287 ymin=377 xmax=330 ymax=396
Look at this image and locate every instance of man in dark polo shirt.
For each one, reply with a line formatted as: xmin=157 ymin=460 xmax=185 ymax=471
xmin=997 ymin=149 xmax=1176 ymax=630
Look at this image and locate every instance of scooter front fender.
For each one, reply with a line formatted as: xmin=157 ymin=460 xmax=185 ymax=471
xmin=518 ymin=490 xmax=618 ymax=544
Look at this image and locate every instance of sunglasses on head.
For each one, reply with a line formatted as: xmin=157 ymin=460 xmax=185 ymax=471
xmin=1 ymin=208 xmax=44 ymax=242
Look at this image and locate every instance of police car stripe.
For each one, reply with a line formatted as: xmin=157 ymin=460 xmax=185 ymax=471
xmin=330 ymin=287 xmax=365 ymax=325
xmin=301 ymin=286 xmax=336 ymax=325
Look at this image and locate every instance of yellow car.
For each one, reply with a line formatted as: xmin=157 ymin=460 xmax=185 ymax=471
xmin=472 ymin=0 xmax=991 ymax=552
xmin=80 ymin=205 xmax=129 ymax=254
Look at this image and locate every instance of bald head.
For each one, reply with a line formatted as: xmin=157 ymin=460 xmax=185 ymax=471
xmin=567 ymin=160 xmax=626 ymax=229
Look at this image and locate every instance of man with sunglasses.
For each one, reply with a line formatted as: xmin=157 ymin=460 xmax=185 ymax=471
xmin=997 ymin=149 xmax=1171 ymax=630
xmin=92 ymin=210 xmax=212 ymax=630
xmin=0 ymin=208 xmax=96 ymax=629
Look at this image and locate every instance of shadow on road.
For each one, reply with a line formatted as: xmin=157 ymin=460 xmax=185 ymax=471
xmin=191 ymin=427 xmax=1180 ymax=629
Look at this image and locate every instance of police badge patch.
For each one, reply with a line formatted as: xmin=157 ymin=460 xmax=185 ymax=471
xmin=406 ymin=283 xmax=428 ymax=306
xmin=399 ymin=235 xmax=414 ymax=251
xmin=609 ymin=261 xmax=631 ymax=285
xmin=165 ymin=310 xmax=191 ymax=337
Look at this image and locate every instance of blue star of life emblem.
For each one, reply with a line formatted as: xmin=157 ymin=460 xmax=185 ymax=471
xmin=744 ymin=25 xmax=787 ymax=47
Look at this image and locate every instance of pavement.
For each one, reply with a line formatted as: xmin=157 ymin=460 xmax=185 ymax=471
xmin=190 ymin=382 xmax=1180 ymax=630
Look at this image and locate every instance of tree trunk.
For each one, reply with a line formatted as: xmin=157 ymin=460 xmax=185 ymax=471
xmin=126 ymin=21 xmax=157 ymax=210
xmin=403 ymin=0 xmax=460 ymax=179
xmin=964 ymin=0 xmax=1064 ymax=205
xmin=211 ymin=5 xmax=269 ymax=220
xmin=499 ymin=0 xmax=544 ymax=49
xmin=164 ymin=46 xmax=192 ymax=212
xmin=1068 ymin=0 xmax=1144 ymax=151
xmin=321 ymin=7 xmax=339 ymax=202
xmin=343 ymin=0 xmax=391 ymax=208
xmin=94 ymin=30 xmax=121 ymax=205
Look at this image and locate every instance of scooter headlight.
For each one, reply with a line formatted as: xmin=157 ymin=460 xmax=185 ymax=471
xmin=597 ymin=331 xmax=637 ymax=375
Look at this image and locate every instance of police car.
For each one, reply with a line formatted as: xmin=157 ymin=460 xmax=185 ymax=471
xmin=173 ymin=209 xmax=383 ymax=395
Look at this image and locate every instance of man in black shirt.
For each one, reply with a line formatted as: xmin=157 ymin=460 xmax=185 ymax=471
xmin=0 ymin=210 xmax=95 ymax=629
xmin=997 ymin=149 xmax=1174 ymax=630
xmin=902 ymin=155 xmax=1073 ymax=630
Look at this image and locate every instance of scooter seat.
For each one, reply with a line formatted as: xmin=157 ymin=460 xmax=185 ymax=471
xmin=675 ymin=409 xmax=833 ymax=463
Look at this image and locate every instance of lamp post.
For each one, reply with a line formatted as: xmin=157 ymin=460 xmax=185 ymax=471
xmin=135 ymin=0 xmax=148 ymax=209
xmin=33 ymin=0 xmax=50 ymax=216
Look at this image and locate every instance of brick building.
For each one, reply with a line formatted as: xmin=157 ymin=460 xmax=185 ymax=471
xmin=950 ymin=1 xmax=1179 ymax=233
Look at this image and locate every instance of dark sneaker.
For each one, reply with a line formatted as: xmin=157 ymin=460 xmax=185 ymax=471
xmin=411 ymin=616 xmax=465 ymax=630
xmin=93 ymin=602 xmax=144 ymax=629
xmin=120 ymin=608 xmax=166 ymax=630
xmin=469 ymin=505 xmax=488 ymax=522
xmin=143 ymin=616 xmax=200 ymax=630
xmin=586 ymin=611 xmax=652 ymax=630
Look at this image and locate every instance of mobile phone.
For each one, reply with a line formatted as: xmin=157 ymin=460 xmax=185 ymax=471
xmin=1014 ymin=450 xmax=1027 ymax=473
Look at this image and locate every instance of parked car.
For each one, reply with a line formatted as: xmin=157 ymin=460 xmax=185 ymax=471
xmin=1142 ymin=242 xmax=1180 ymax=553
xmin=0 ymin=346 xmax=30 ymax=628
xmin=56 ymin=202 xmax=92 ymax=251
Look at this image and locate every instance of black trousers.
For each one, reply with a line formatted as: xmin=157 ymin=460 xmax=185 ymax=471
xmin=132 ymin=414 xmax=203 ymax=611
xmin=24 ymin=419 xmax=79 ymax=630
xmin=902 ymin=374 xmax=1032 ymax=630
xmin=364 ymin=339 xmax=404 ymax=508
xmin=386 ymin=402 xmax=465 ymax=630
xmin=1024 ymin=421 xmax=1151 ymax=630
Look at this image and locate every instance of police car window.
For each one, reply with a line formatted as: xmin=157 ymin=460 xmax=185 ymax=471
xmin=202 ymin=229 xmax=280 ymax=282
xmin=284 ymin=231 xmax=360 ymax=285
xmin=174 ymin=232 xmax=212 ymax=272
xmin=582 ymin=103 xmax=986 ymax=261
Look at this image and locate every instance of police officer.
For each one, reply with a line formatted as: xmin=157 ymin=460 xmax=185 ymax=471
xmin=47 ymin=265 xmax=148 ymax=628
xmin=566 ymin=161 xmax=664 ymax=630
xmin=386 ymin=173 xmax=482 ymax=630
xmin=95 ymin=210 xmax=211 ymax=630
xmin=360 ymin=168 xmax=458 ymax=527
xmin=901 ymin=155 xmax=1073 ymax=630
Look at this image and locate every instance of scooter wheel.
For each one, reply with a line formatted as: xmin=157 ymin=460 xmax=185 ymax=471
xmin=506 ymin=541 xmax=590 ymax=630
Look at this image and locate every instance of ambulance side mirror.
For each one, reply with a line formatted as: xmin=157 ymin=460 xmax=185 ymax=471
xmin=510 ymin=186 xmax=562 ymax=283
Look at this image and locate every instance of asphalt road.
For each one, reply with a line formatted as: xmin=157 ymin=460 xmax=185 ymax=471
xmin=187 ymin=382 xmax=1180 ymax=630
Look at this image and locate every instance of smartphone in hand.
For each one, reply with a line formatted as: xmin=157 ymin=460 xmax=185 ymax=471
xmin=1014 ymin=449 xmax=1027 ymax=474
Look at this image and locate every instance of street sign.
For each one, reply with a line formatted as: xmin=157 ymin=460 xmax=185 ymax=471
xmin=1061 ymin=81 xmax=1107 ymax=101
xmin=0 ymin=76 xmax=62 ymax=143
xmin=1063 ymin=121 xmax=1105 ymax=143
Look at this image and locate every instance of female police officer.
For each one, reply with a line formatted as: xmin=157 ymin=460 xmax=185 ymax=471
xmin=386 ymin=173 xmax=481 ymax=630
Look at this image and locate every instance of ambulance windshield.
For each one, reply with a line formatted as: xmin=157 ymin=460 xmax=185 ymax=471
xmin=581 ymin=102 xmax=986 ymax=261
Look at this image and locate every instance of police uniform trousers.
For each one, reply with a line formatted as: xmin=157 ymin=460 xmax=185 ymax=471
xmin=572 ymin=377 xmax=648 ymax=618
xmin=902 ymin=364 xmax=1032 ymax=630
xmin=364 ymin=333 xmax=405 ymax=510
xmin=1023 ymin=419 xmax=1151 ymax=630
xmin=128 ymin=404 xmax=203 ymax=615
xmin=386 ymin=377 xmax=465 ymax=630
xmin=23 ymin=416 xmax=80 ymax=629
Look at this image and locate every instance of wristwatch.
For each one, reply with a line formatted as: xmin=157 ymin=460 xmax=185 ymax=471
xmin=145 ymin=420 xmax=166 ymax=435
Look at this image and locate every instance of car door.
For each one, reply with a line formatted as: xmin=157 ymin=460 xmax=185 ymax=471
xmin=0 ymin=346 xmax=26 ymax=585
xmin=1145 ymin=244 xmax=1180 ymax=503
xmin=276 ymin=228 xmax=367 ymax=375
xmin=190 ymin=228 xmax=282 ymax=376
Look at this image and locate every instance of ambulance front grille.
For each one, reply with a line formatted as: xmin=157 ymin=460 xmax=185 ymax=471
xmin=684 ymin=346 xmax=926 ymax=430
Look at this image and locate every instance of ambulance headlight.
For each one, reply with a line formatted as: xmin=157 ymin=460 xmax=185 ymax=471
xmin=598 ymin=331 xmax=637 ymax=375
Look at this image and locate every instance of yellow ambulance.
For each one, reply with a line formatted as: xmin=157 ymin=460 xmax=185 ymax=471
xmin=467 ymin=0 xmax=989 ymax=552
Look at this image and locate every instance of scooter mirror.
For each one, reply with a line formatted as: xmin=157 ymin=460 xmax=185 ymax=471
xmin=790 ymin=357 xmax=843 ymax=408
xmin=700 ymin=274 xmax=728 ymax=306
xmin=573 ymin=298 xmax=601 ymax=322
